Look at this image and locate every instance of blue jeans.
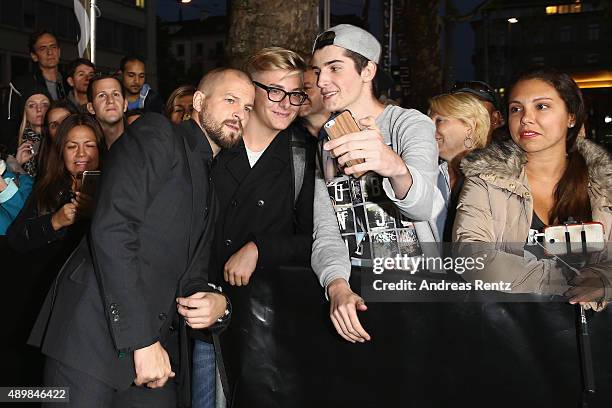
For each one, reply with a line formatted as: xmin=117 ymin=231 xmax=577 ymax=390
xmin=192 ymin=340 xmax=216 ymax=408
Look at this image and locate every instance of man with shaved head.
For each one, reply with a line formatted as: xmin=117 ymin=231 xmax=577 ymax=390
xmin=29 ymin=68 xmax=254 ymax=408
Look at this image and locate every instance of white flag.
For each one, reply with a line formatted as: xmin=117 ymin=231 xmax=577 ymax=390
xmin=73 ymin=0 xmax=90 ymax=57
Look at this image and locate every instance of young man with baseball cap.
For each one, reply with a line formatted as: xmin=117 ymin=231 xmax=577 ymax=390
xmin=310 ymin=24 xmax=442 ymax=343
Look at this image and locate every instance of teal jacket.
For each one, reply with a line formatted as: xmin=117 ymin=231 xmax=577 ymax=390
xmin=1 ymin=170 xmax=33 ymax=235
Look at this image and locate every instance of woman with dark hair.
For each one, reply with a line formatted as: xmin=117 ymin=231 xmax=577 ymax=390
xmin=165 ymin=85 xmax=195 ymax=124
xmin=5 ymin=113 xmax=104 ymax=386
xmin=8 ymin=113 xmax=105 ymax=253
xmin=37 ymin=100 xmax=79 ymax=179
xmin=454 ymin=66 xmax=611 ymax=308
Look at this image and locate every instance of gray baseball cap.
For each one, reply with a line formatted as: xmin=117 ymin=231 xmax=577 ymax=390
xmin=313 ymin=24 xmax=381 ymax=64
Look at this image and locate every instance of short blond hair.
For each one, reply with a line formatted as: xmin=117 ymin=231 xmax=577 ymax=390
xmin=244 ymin=47 xmax=307 ymax=77
xmin=428 ymin=92 xmax=491 ymax=149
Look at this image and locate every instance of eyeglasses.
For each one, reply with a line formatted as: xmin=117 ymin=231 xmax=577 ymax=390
xmin=253 ymin=81 xmax=308 ymax=106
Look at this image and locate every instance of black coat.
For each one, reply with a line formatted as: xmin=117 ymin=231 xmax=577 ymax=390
xmin=2 ymin=190 xmax=88 ymax=387
xmin=143 ymin=88 xmax=165 ymax=114
xmin=210 ymin=124 xmax=316 ymax=402
xmin=29 ymin=114 xmax=223 ymax=404
xmin=211 ymin=124 xmax=316 ymax=278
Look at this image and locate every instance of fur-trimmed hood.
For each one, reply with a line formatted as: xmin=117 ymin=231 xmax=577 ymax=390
xmin=461 ymin=138 xmax=612 ymax=202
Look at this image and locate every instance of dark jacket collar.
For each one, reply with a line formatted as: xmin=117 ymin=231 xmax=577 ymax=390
xmin=224 ymin=125 xmax=292 ymax=163
xmin=219 ymin=125 xmax=293 ymax=185
xmin=181 ymin=119 xmax=213 ymax=157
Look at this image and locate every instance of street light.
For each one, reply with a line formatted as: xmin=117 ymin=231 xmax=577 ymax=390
xmin=176 ymin=0 xmax=194 ymax=20
xmin=506 ymin=17 xmax=519 ymax=85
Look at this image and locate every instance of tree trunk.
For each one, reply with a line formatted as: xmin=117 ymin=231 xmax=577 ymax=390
xmin=394 ymin=0 xmax=442 ymax=112
xmin=226 ymin=0 xmax=320 ymax=68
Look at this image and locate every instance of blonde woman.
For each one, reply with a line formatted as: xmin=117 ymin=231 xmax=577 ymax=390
xmin=428 ymin=92 xmax=490 ymax=241
xmin=17 ymin=91 xmax=50 ymax=177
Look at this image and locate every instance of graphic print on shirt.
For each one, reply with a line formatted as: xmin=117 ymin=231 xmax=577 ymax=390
xmin=327 ymin=172 xmax=422 ymax=267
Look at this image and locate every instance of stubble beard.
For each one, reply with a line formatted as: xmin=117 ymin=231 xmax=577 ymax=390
xmin=198 ymin=109 xmax=242 ymax=149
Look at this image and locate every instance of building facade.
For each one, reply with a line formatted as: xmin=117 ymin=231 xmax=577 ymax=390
xmin=164 ymin=14 xmax=226 ymax=78
xmin=472 ymin=0 xmax=611 ymax=147
xmin=0 ymin=0 xmax=157 ymax=87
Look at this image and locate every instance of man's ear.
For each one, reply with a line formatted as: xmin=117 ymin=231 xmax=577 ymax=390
xmin=87 ymin=102 xmax=95 ymax=115
xmin=192 ymin=90 xmax=206 ymax=113
xmin=491 ymin=110 xmax=504 ymax=128
xmin=122 ymin=98 xmax=128 ymax=113
xmin=67 ymin=77 xmax=75 ymax=88
xmin=360 ymin=61 xmax=377 ymax=83
xmin=30 ymin=52 xmax=39 ymax=63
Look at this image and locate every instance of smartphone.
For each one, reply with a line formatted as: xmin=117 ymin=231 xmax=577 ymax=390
xmin=543 ymin=222 xmax=605 ymax=256
xmin=80 ymin=170 xmax=101 ymax=197
xmin=323 ymin=110 xmax=367 ymax=178
xmin=31 ymin=140 xmax=41 ymax=156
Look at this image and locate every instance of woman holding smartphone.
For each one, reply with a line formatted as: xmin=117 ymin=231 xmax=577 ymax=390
xmin=8 ymin=113 xmax=105 ymax=252
xmin=16 ymin=90 xmax=50 ymax=178
xmin=6 ymin=113 xmax=105 ymax=385
xmin=453 ymin=66 xmax=611 ymax=308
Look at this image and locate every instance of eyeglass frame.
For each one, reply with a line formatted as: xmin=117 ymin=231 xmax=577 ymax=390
xmin=252 ymin=81 xmax=308 ymax=106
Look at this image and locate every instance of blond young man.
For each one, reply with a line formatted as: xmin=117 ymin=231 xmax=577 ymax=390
xmin=195 ymin=48 xmax=316 ymax=407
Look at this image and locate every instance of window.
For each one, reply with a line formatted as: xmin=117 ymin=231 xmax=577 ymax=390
xmin=0 ymin=2 xmax=22 ymax=28
xmin=546 ymin=3 xmax=582 ymax=15
xmin=24 ymin=0 xmax=35 ymax=29
xmin=533 ymin=31 xmax=544 ymax=45
xmin=560 ymin=26 xmax=571 ymax=42
xmin=97 ymin=18 xmax=114 ymax=49
xmin=177 ymin=44 xmax=185 ymax=57
xmin=96 ymin=18 xmax=145 ymax=56
xmin=37 ymin=1 xmax=56 ymax=33
xmin=588 ymin=24 xmax=600 ymax=41
xmin=135 ymin=0 xmax=145 ymax=7
xmin=570 ymin=4 xmax=582 ymax=13
xmin=123 ymin=25 xmax=138 ymax=54
xmin=56 ymin=5 xmax=78 ymax=39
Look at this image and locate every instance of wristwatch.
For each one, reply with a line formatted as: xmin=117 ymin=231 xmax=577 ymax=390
xmin=217 ymin=294 xmax=231 ymax=323
xmin=206 ymin=283 xmax=231 ymax=323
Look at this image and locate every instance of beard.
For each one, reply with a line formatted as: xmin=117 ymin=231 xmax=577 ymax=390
xmin=198 ymin=106 xmax=243 ymax=149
